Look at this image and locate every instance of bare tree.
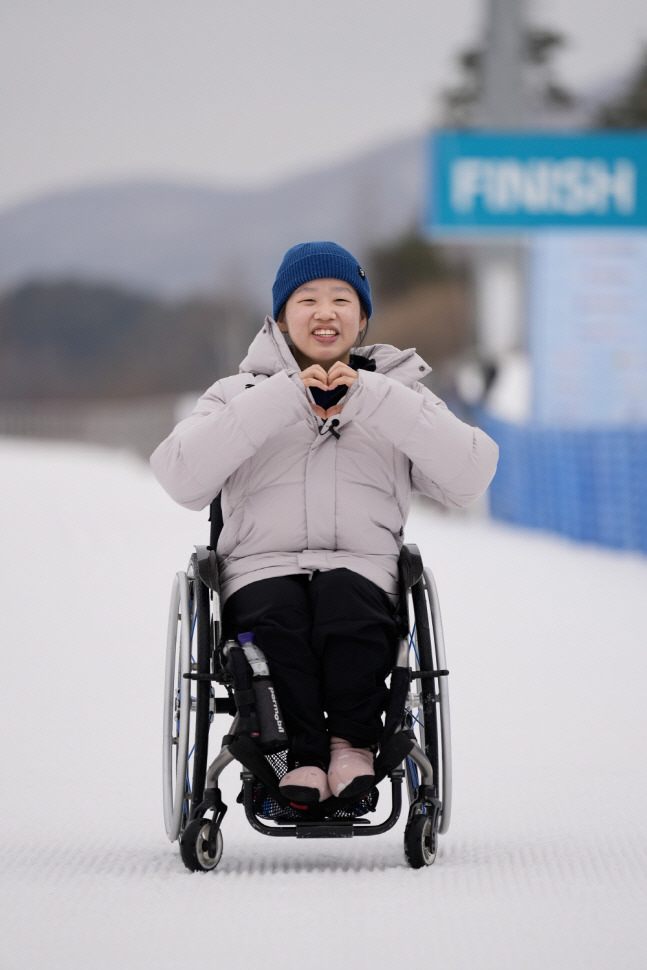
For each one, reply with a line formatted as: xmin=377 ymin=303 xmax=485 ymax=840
xmin=592 ymin=46 xmax=647 ymax=128
xmin=440 ymin=28 xmax=574 ymax=127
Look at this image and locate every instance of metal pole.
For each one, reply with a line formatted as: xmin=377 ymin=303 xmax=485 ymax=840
xmin=480 ymin=0 xmax=526 ymax=129
xmin=475 ymin=0 xmax=528 ymax=361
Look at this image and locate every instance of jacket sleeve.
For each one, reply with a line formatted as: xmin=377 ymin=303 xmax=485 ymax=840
xmin=346 ymin=371 xmax=499 ymax=509
xmin=150 ymin=371 xmax=307 ymax=510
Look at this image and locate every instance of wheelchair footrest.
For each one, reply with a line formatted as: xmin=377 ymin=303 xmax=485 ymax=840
xmin=248 ymin=777 xmax=379 ymax=824
xmin=293 ymin=819 xmax=369 ymax=839
xmin=240 ymin=762 xmax=405 ymax=839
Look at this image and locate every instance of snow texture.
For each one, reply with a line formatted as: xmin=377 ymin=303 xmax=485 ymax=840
xmin=1 ymin=437 xmax=646 ymax=970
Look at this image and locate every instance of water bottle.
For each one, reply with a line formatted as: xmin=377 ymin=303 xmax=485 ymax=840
xmin=237 ymin=632 xmax=288 ymax=750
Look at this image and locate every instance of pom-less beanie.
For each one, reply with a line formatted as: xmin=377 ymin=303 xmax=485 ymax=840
xmin=272 ymin=241 xmax=372 ymax=321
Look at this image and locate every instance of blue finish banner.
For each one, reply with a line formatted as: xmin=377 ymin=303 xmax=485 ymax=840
xmin=426 ymin=131 xmax=647 ymax=232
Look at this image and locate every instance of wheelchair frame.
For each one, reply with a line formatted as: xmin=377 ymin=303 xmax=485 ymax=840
xmin=162 ymin=506 xmax=451 ymax=871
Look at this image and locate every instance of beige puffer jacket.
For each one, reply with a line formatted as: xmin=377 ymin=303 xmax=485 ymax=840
xmin=150 ymin=318 xmax=498 ymax=603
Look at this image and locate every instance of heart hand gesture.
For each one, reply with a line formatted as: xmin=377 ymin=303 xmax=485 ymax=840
xmin=299 ymin=362 xmax=359 ymax=420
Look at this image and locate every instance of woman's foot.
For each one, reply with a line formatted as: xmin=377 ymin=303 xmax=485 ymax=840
xmin=328 ymin=737 xmax=375 ymax=799
xmin=279 ymin=766 xmax=332 ymax=803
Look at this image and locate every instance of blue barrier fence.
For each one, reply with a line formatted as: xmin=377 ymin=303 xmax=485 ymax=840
xmin=479 ymin=413 xmax=647 ymax=554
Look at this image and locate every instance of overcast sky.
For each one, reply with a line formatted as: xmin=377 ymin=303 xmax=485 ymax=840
xmin=2 ymin=0 xmax=645 ymax=212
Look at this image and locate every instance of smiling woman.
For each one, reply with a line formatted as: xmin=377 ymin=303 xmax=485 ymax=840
xmin=150 ymin=239 xmax=498 ymax=805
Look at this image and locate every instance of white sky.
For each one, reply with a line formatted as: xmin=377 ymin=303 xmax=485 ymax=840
xmin=1 ymin=0 xmax=646 ymax=212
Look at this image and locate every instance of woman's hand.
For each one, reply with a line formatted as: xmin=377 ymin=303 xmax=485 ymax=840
xmin=298 ymin=364 xmax=330 ymax=393
xmin=326 ymin=361 xmax=359 ymax=392
xmin=298 ymin=361 xmax=358 ymax=420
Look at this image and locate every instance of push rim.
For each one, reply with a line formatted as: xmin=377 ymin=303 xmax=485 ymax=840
xmin=162 ymin=571 xmax=193 ymax=841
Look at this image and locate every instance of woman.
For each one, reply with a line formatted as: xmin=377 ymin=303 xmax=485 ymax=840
xmin=151 ymin=241 xmax=498 ymax=804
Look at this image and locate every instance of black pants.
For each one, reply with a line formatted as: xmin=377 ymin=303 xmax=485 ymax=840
xmin=222 ymin=569 xmax=397 ymax=770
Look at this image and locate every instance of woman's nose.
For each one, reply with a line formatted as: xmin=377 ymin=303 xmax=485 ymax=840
xmin=314 ymin=304 xmax=335 ymax=318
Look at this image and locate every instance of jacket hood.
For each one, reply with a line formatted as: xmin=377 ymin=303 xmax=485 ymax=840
xmin=239 ymin=317 xmax=432 ymax=387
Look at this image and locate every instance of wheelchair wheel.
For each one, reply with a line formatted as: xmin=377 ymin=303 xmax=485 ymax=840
xmin=180 ymin=817 xmax=224 ymax=872
xmin=404 ymin=813 xmax=437 ymax=868
xmin=162 ymin=560 xmax=213 ymax=842
xmin=406 ymin=567 xmax=452 ymax=835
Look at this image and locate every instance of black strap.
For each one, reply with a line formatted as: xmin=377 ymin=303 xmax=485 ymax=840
xmin=381 ymin=666 xmax=411 ymax=745
xmin=227 ymin=647 xmax=261 ymax=737
xmin=227 ymin=736 xmax=281 ymax=791
xmin=209 ymin=494 xmax=224 ymax=550
xmin=233 ymin=688 xmax=256 ymax=707
xmin=411 ymin=669 xmax=449 ymax=680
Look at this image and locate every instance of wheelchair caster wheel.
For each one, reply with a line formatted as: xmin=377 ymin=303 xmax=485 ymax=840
xmin=404 ymin=814 xmax=437 ymax=868
xmin=180 ymin=818 xmax=224 ymax=872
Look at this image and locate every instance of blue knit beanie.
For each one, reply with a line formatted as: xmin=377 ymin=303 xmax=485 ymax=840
xmin=272 ymin=241 xmax=372 ymax=320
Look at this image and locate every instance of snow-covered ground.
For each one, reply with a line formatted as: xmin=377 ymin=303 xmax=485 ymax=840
xmin=2 ymin=437 xmax=646 ymax=970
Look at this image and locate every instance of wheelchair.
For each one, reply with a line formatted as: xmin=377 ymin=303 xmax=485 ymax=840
xmin=162 ymin=499 xmax=452 ymax=871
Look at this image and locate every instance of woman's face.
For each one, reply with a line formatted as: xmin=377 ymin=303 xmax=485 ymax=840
xmin=278 ymin=278 xmax=366 ymax=371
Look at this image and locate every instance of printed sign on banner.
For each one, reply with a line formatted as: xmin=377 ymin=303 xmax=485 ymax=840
xmin=528 ymin=233 xmax=647 ymax=425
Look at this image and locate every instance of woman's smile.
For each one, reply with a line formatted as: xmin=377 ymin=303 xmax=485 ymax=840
xmin=312 ymin=327 xmax=339 ymax=342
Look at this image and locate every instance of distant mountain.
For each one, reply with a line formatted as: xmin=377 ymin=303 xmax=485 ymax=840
xmin=0 ymin=133 xmax=426 ymax=306
xmin=0 ymin=65 xmax=625 ymax=308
